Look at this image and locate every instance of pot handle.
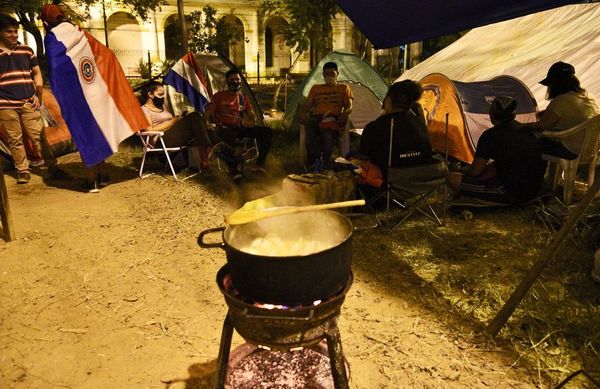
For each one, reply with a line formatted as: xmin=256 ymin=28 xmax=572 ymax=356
xmin=197 ymin=227 xmax=226 ymax=248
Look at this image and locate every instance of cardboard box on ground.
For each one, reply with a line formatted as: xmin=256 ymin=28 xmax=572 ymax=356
xmin=281 ymin=170 xmax=356 ymax=206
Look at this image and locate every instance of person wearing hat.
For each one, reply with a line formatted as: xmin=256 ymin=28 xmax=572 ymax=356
xmin=533 ymin=61 xmax=600 ymax=159
xmin=448 ymin=96 xmax=546 ymax=204
xmin=0 ymin=14 xmax=45 ymax=184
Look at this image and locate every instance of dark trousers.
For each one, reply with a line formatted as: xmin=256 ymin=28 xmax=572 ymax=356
xmin=305 ymin=115 xmax=339 ymax=164
xmin=217 ymin=125 xmax=272 ymax=167
xmin=538 ymin=137 xmax=577 ymax=160
xmin=161 ymin=112 xmax=215 ymax=148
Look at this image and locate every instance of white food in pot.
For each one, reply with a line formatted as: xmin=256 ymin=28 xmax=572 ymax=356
xmin=238 ymin=232 xmax=333 ymax=256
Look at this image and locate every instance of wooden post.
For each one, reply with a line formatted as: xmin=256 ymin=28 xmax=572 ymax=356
xmin=487 ymin=172 xmax=600 ymax=337
xmin=0 ymin=166 xmax=15 ymax=241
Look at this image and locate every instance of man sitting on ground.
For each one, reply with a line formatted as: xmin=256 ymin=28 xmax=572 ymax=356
xmin=205 ymin=69 xmax=272 ymax=180
xmin=447 ymin=96 xmax=546 ymax=204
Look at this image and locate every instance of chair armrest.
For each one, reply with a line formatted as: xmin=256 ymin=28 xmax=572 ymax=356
xmin=540 ymin=127 xmax=585 ymax=138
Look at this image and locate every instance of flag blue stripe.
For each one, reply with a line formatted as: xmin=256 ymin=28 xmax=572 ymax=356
xmin=164 ymin=69 xmax=210 ymax=113
xmin=45 ymin=33 xmax=113 ymax=167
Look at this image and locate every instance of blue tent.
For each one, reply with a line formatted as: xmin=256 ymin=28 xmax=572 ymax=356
xmin=336 ymin=0 xmax=579 ymax=48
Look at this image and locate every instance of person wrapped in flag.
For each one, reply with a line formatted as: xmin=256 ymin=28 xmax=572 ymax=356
xmin=40 ymin=4 xmax=149 ymax=192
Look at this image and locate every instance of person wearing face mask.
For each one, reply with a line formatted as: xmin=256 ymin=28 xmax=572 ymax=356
xmin=300 ymin=62 xmax=353 ymax=169
xmin=141 ymin=82 xmax=215 ymax=169
xmin=447 ymin=96 xmax=546 ymax=204
xmin=205 ymin=69 xmax=273 ymax=179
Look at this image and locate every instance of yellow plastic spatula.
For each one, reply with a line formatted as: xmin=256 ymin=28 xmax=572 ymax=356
xmin=225 ymin=199 xmax=365 ymax=225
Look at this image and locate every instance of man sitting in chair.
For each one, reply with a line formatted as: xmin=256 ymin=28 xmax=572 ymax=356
xmin=205 ymin=69 xmax=272 ymax=180
xmin=447 ymin=96 xmax=546 ymax=204
xmin=300 ymin=61 xmax=353 ymax=169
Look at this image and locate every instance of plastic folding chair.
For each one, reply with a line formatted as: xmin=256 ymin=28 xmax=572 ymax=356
xmin=541 ymin=114 xmax=600 ymax=204
xmin=137 ymin=131 xmax=196 ymax=181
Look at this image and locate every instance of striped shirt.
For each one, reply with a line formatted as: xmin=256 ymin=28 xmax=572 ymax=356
xmin=0 ymin=43 xmax=38 ymax=110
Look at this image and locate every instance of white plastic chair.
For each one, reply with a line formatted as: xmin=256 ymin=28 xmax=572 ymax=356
xmin=541 ymin=114 xmax=600 ymax=204
xmin=298 ymin=123 xmax=350 ymax=165
xmin=137 ymin=131 xmax=189 ymax=181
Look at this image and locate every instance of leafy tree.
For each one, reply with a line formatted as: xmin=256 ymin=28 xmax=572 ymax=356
xmin=260 ymin=0 xmax=339 ymax=67
xmin=2 ymin=0 xmax=164 ymax=67
xmin=186 ymin=5 xmax=243 ymax=57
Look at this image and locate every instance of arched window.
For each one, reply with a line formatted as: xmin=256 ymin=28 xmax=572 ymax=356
xmin=264 ymin=17 xmax=292 ymax=73
xmin=164 ymin=14 xmax=184 ymax=61
xmin=107 ymin=12 xmax=142 ymax=76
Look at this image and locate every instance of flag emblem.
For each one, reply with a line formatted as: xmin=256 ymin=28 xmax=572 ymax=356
xmin=79 ymin=57 xmax=96 ymax=84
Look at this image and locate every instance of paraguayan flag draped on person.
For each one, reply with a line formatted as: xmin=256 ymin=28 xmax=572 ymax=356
xmin=164 ymin=52 xmax=212 ymax=113
xmin=45 ymin=22 xmax=148 ymax=167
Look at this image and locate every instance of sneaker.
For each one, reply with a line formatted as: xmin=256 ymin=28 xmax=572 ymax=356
xmin=28 ymin=159 xmax=45 ymax=168
xmin=97 ymin=173 xmax=111 ymax=187
xmin=17 ymin=171 xmax=30 ymax=184
xmin=81 ymin=180 xmax=100 ymax=193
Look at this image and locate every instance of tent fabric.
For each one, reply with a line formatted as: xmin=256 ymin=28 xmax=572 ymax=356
xmin=166 ymin=53 xmax=265 ymax=126
xmin=420 ymin=73 xmax=537 ymax=163
xmin=399 ymin=4 xmax=600 ymax=111
xmin=283 ymin=50 xmax=387 ymax=132
xmin=336 ymin=0 xmax=578 ymax=48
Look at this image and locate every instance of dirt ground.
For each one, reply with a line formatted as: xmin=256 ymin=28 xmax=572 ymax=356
xmin=0 ymin=148 xmax=596 ymax=388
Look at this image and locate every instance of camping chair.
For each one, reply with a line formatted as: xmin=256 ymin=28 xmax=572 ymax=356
xmin=298 ymin=123 xmax=350 ymax=166
xmin=137 ymin=131 xmax=196 ymax=181
xmin=541 ymin=114 xmax=600 ymax=204
xmin=368 ymin=118 xmax=448 ymax=233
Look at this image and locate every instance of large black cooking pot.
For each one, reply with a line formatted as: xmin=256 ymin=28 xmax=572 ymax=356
xmin=198 ymin=210 xmax=352 ymax=305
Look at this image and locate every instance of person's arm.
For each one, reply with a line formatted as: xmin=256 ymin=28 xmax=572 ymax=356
xmin=242 ymin=94 xmax=257 ymax=126
xmin=142 ymin=108 xmax=178 ymax=132
xmin=29 ymin=65 xmax=44 ymax=110
xmin=300 ymin=89 xmax=315 ymax=124
xmin=466 ymin=157 xmax=489 ymax=177
xmin=338 ymin=85 xmax=353 ymax=126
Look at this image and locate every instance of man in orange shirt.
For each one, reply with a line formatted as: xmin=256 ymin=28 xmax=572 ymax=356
xmin=300 ymin=62 xmax=353 ymax=169
xmin=205 ymin=69 xmax=272 ymax=179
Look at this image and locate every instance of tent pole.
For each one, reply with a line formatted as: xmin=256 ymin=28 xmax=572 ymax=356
xmin=402 ymin=44 xmax=408 ymax=73
xmin=443 ymin=113 xmax=449 ymax=226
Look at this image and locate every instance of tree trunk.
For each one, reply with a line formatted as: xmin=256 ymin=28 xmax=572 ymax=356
xmin=16 ymin=11 xmax=47 ymax=75
xmin=271 ymin=51 xmax=303 ymax=111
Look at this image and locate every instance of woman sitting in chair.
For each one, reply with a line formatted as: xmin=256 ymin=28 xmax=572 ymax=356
xmin=531 ymin=61 xmax=600 ymax=159
xmin=359 ymin=80 xmax=436 ymax=181
xmin=140 ymin=82 xmax=217 ymax=168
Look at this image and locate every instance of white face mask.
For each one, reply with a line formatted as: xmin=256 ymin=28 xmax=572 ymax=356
xmin=324 ymin=76 xmax=337 ymax=86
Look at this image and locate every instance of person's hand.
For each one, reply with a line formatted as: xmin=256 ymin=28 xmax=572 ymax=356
xmin=29 ymin=95 xmax=41 ymax=110
xmin=336 ymin=114 xmax=348 ymax=127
